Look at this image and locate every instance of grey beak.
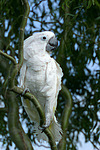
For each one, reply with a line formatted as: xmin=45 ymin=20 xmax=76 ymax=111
xmin=46 ymin=37 xmax=58 ymax=52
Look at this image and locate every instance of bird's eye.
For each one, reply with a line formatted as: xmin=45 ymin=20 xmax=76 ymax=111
xmin=42 ymin=36 xmax=47 ymax=40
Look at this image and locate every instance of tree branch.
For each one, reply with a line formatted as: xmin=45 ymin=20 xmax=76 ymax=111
xmin=0 ymin=50 xmax=17 ymax=65
xmin=12 ymin=86 xmax=44 ymax=123
xmin=61 ymin=85 xmax=72 ymax=130
xmin=58 ymin=85 xmax=72 ymax=150
xmin=12 ymin=86 xmax=58 ymax=150
xmin=6 ymin=0 xmax=33 ymax=150
xmin=18 ymin=0 xmax=30 ymax=69
xmin=7 ymin=91 xmax=33 ymax=150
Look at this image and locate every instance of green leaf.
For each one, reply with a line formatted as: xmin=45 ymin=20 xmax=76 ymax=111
xmin=87 ymin=0 xmax=93 ymax=9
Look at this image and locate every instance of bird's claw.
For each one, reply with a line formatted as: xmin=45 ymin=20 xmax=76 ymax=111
xmin=38 ymin=124 xmax=49 ymax=133
xmin=22 ymin=88 xmax=30 ymax=95
xmin=16 ymin=88 xmax=30 ymax=97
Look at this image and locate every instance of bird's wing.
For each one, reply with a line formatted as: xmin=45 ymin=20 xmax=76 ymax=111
xmin=55 ymin=60 xmax=63 ymax=97
xmin=41 ymin=58 xmax=63 ymax=127
xmin=19 ymin=60 xmax=40 ymax=123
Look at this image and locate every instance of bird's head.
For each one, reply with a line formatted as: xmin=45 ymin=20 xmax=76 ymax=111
xmin=40 ymin=31 xmax=58 ymax=52
xmin=24 ymin=31 xmax=58 ymax=57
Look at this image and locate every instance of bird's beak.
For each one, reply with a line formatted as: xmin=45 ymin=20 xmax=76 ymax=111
xmin=46 ymin=36 xmax=58 ymax=52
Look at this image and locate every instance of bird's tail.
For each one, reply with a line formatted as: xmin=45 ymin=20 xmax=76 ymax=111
xmin=35 ymin=116 xmax=62 ymax=143
xmin=48 ymin=116 xmax=62 ymax=142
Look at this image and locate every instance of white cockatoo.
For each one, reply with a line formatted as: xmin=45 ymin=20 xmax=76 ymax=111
xmin=19 ymin=31 xmax=63 ymax=143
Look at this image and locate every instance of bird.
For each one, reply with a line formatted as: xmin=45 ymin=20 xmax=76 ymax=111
xmin=19 ymin=31 xmax=63 ymax=143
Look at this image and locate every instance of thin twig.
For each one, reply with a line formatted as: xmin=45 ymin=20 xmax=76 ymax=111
xmin=0 ymin=50 xmax=17 ymax=65
xmin=0 ymin=107 xmax=8 ymax=112
xmin=34 ymin=140 xmax=50 ymax=149
xmin=81 ymin=130 xmax=99 ymax=150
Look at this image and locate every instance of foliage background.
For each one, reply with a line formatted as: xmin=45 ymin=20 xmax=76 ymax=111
xmin=0 ymin=0 xmax=100 ymax=149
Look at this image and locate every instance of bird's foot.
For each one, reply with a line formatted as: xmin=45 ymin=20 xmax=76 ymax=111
xmin=38 ymin=124 xmax=49 ymax=133
xmin=16 ymin=88 xmax=30 ymax=97
xmin=22 ymin=88 xmax=30 ymax=95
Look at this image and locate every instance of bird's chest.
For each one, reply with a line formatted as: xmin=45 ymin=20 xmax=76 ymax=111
xmin=25 ymin=63 xmax=46 ymax=89
xmin=25 ymin=55 xmax=54 ymax=93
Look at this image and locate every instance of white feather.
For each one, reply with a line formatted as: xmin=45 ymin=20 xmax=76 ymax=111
xmin=19 ymin=31 xmax=63 ymax=142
